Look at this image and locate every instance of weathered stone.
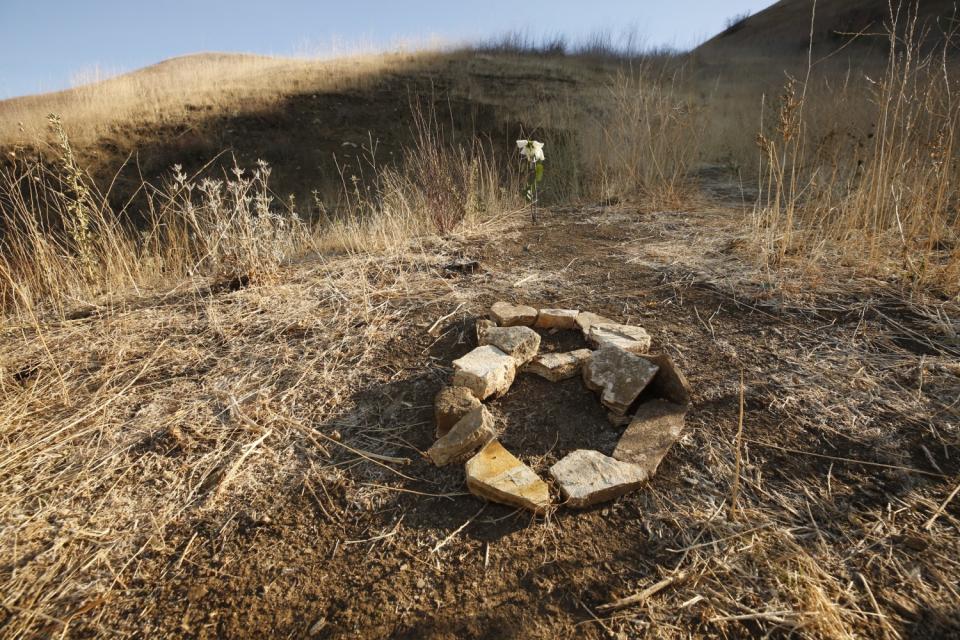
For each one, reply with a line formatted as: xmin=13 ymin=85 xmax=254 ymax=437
xmin=607 ymin=411 xmax=632 ymax=427
xmin=639 ymin=354 xmax=692 ymax=406
xmin=490 ymin=301 xmax=538 ymax=327
xmin=613 ymin=400 xmax=686 ymax=477
xmin=535 ymin=309 xmax=579 ymax=330
xmin=525 ymin=349 xmax=593 ymax=382
xmin=475 ymin=318 xmax=495 ymax=343
xmin=549 ymin=449 xmax=647 ymax=508
xmin=588 ymin=322 xmax=652 ymax=354
xmin=465 ymin=440 xmax=551 ymax=513
xmin=575 ymin=311 xmax=614 ymax=336
xmin=479 ymin=325 xmax=541 ymax=365
xmin=452 ymin=345 xmax=517 ymax=400
xmin=428 ymin=406 xmax=496 ymax=466
xmin=434 ymin=386 xmax=482 ymax=438
xmin=583 ymin=345 xmax=659 ymax=415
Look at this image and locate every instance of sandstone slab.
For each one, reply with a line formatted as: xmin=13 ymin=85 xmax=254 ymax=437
xmin=549 ymin=449 xmax=647 ymax=508
xmin=434 ymin=386 xmax=482 ymax=438
xmin=588 ymin=322 xmax=652 ymax=354
xmin=575 ymin=311 xmax=614 ymax=336
xmin=465 ymin=440 xmax=551 ymax=513
xmin=428 ymin=406 xmax=496 ymax=466
xmin=639 ymin=354 xmax=692 ymax=406
xmin=525 ymin=349 xmax=593 ymax=382
xmin=535 ymin=308 xmax=579 ymax=330
xmin=613 ymin=399 xmax=686 ymax=477
xmin=583 ymin=345 xmax=659 ymax=415
xmin=490 ymin=301 xmax=538 ymax=327
xmin=452 ymin=345 xmax=517 ymax=400
xmin=479 ymin=325 xmax=541 ymax=365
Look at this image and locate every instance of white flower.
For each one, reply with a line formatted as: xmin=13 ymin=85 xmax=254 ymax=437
xmin=516 ymin=139 xmax=545 ymax=163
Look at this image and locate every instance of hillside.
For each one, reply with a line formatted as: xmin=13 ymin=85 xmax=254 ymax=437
xmin=697 ymin=0 xmax=957 ymax=58
xmin=1 ymin=3 xmax=959 ymax=638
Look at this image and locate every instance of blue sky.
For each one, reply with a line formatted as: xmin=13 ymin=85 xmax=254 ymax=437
xmin=0 ymin=0 xmax=772 ymax=99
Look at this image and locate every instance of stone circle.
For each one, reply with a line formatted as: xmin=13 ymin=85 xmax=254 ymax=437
xmin=429 ymin=302 xmax=692 ymax=512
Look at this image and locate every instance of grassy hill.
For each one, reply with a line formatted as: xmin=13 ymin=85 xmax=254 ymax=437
xmin=697 ymin=0 xmax=957 ymax=58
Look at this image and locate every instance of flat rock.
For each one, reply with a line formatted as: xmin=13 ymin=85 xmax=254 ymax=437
xmin=465 ymin=440 xmax=551 ymax=513
xmin=525 ymin=349 xmax=593 ymax=382
xmin=613 ymin=400 xmax=686 ymax=477
xmin=639 ymin=354 xmax=692 ymax=406
xmin=479 ymin=325 xmax=541 ymax=365
xmin=490 ymin=301 xmax=538 ymax=327
xmin=452 ymin=345 xmax=517 ymax=400
xmin=434 ymin=386 xmax=482 ymax=438
xmin=549 ymin=449 xmax=647 ymax=508
xmin=588 ymin=322 xmax=652 ymax=354
xmin=428 ymin=406 xmax=496 ymax=466
xmin=575 ymin=311 xmax=614 ymax=336
xmin=583 ymin=345 xmax=659 ymax=415
xmin=535 ymin=309 xmax=579 ymax=330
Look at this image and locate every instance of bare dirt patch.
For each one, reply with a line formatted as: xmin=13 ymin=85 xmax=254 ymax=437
xmin=2 ymin=201 xmax=958 ymax=639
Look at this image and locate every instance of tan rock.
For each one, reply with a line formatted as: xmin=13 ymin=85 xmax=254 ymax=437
xmin=613 ymin=400 xmax=686 ymax=477
xmin=452 ymin=345 xmax=517 ymax=400
xmin=535 ymin=308 xmax=579 ymax=329
xmin=465 ymin=441 xmax=551 ymax=513
xmin=575 ymin=311 xmax=614 ymax=336
xmin=525 ymin=349 xmax=593 ymax=382
xmin=428 ymin=406 xmax=497 ymax=466
xmin=479 ymin=325 xmax=541 ymax=365
xmin=490 ymin=301 xmax=538 ymax=327
xmin=588 ymin=322 xmax=652 ymax=354
xmin=639 ymin=354 xmax=692 ymax=406
xmin=549 ymin=449 xmax=647 ymax=508
xmin=434 ymin=386 xmax=482 ymax=438
xmin=583 ymin=345 xmax=659 ymax=415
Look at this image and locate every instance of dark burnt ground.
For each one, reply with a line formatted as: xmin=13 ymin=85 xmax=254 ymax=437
xmin=41 ymin=204 xmax=960 ymax=639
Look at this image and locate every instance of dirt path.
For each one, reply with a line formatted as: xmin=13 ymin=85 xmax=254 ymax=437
xmin=8 ymin=202 xmax=958 ymax=639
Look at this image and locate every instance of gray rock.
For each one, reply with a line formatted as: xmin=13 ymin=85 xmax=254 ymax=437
xmin=452 ymin=345 xmax=517 ymax=400
xmin=479 ymin=325 xmax=541 ymax=365
xmin=575 ymin=311 xmax=614 ymax=336
xmin=428 ymin=405 xmax=497 ymax=466
xmin=490 ymin=301 xmax=538 ymax=327
xmin=639 ymin=353 xmax=692 ymax=406
xmin=588 ymin=322 xmax=652 ymax=354
xmin=465 ymin=440 xmax=551 ymax=513
xmin=434 ymin=386 xmax=482 ymax=438
xmin=525 ymin=349 xmax=593 ymax=382
xmin=583 ymin=345 xmax=659 ymax=415
xmin=535 ymin=308 xmax=579 ymax=329
xmin=549 ymin=449 xmax=647 ymax=508
xmin=613 ymin=399 xmax=686 ymax=477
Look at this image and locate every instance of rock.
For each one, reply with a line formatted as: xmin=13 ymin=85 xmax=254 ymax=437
xmin=588 ymin=322 xmax=652 ymax=354
xmin=535 ymin=308 xmax=579 ymax=330
xmin=428 ymin=406 xmax=497 ymax=466
xmin=478 ymin=325 xmax=541 ymax=365
xmin=583 ymin=345 xmax=659 ymax=415
xmin=475 ymin=318 xmax=495 ymax=343
xmin=575 ymin=311 xmax=614 ymax=336
xmin=639 ymin=354 xmax=692 ymax=406
xmin=613 ymin=400 xmax=686 ymax=477
xmin=549 ymin=449 xmax=647 ymax=508
xmin=525 ymin=349 xmax=593 ymax=382
xmin=434 ymin=386 xmax=482 ymax=438
xmin=490 ymin=301 xmax=538 ymax=327
xmin=465 ymin=440 xmax=551 ymax=513
xmin=607 ymin=411 xmax=632 ymax=427
xmin=452 ymin=345 xmax=517 ymax=400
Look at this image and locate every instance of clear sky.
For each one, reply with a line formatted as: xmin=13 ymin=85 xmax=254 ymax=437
xmin=0 ymin=0 xmax=773 ymax=99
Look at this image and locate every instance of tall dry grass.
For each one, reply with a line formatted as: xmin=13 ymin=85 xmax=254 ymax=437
xmin=753 ymin=3 xmax=960 ymax=295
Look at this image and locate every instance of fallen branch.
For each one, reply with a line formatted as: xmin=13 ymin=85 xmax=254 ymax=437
xmin=923 ymin=480 xmax=960 ymax=530
xmin=596 ymin=571 xmax=687 ymax=613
